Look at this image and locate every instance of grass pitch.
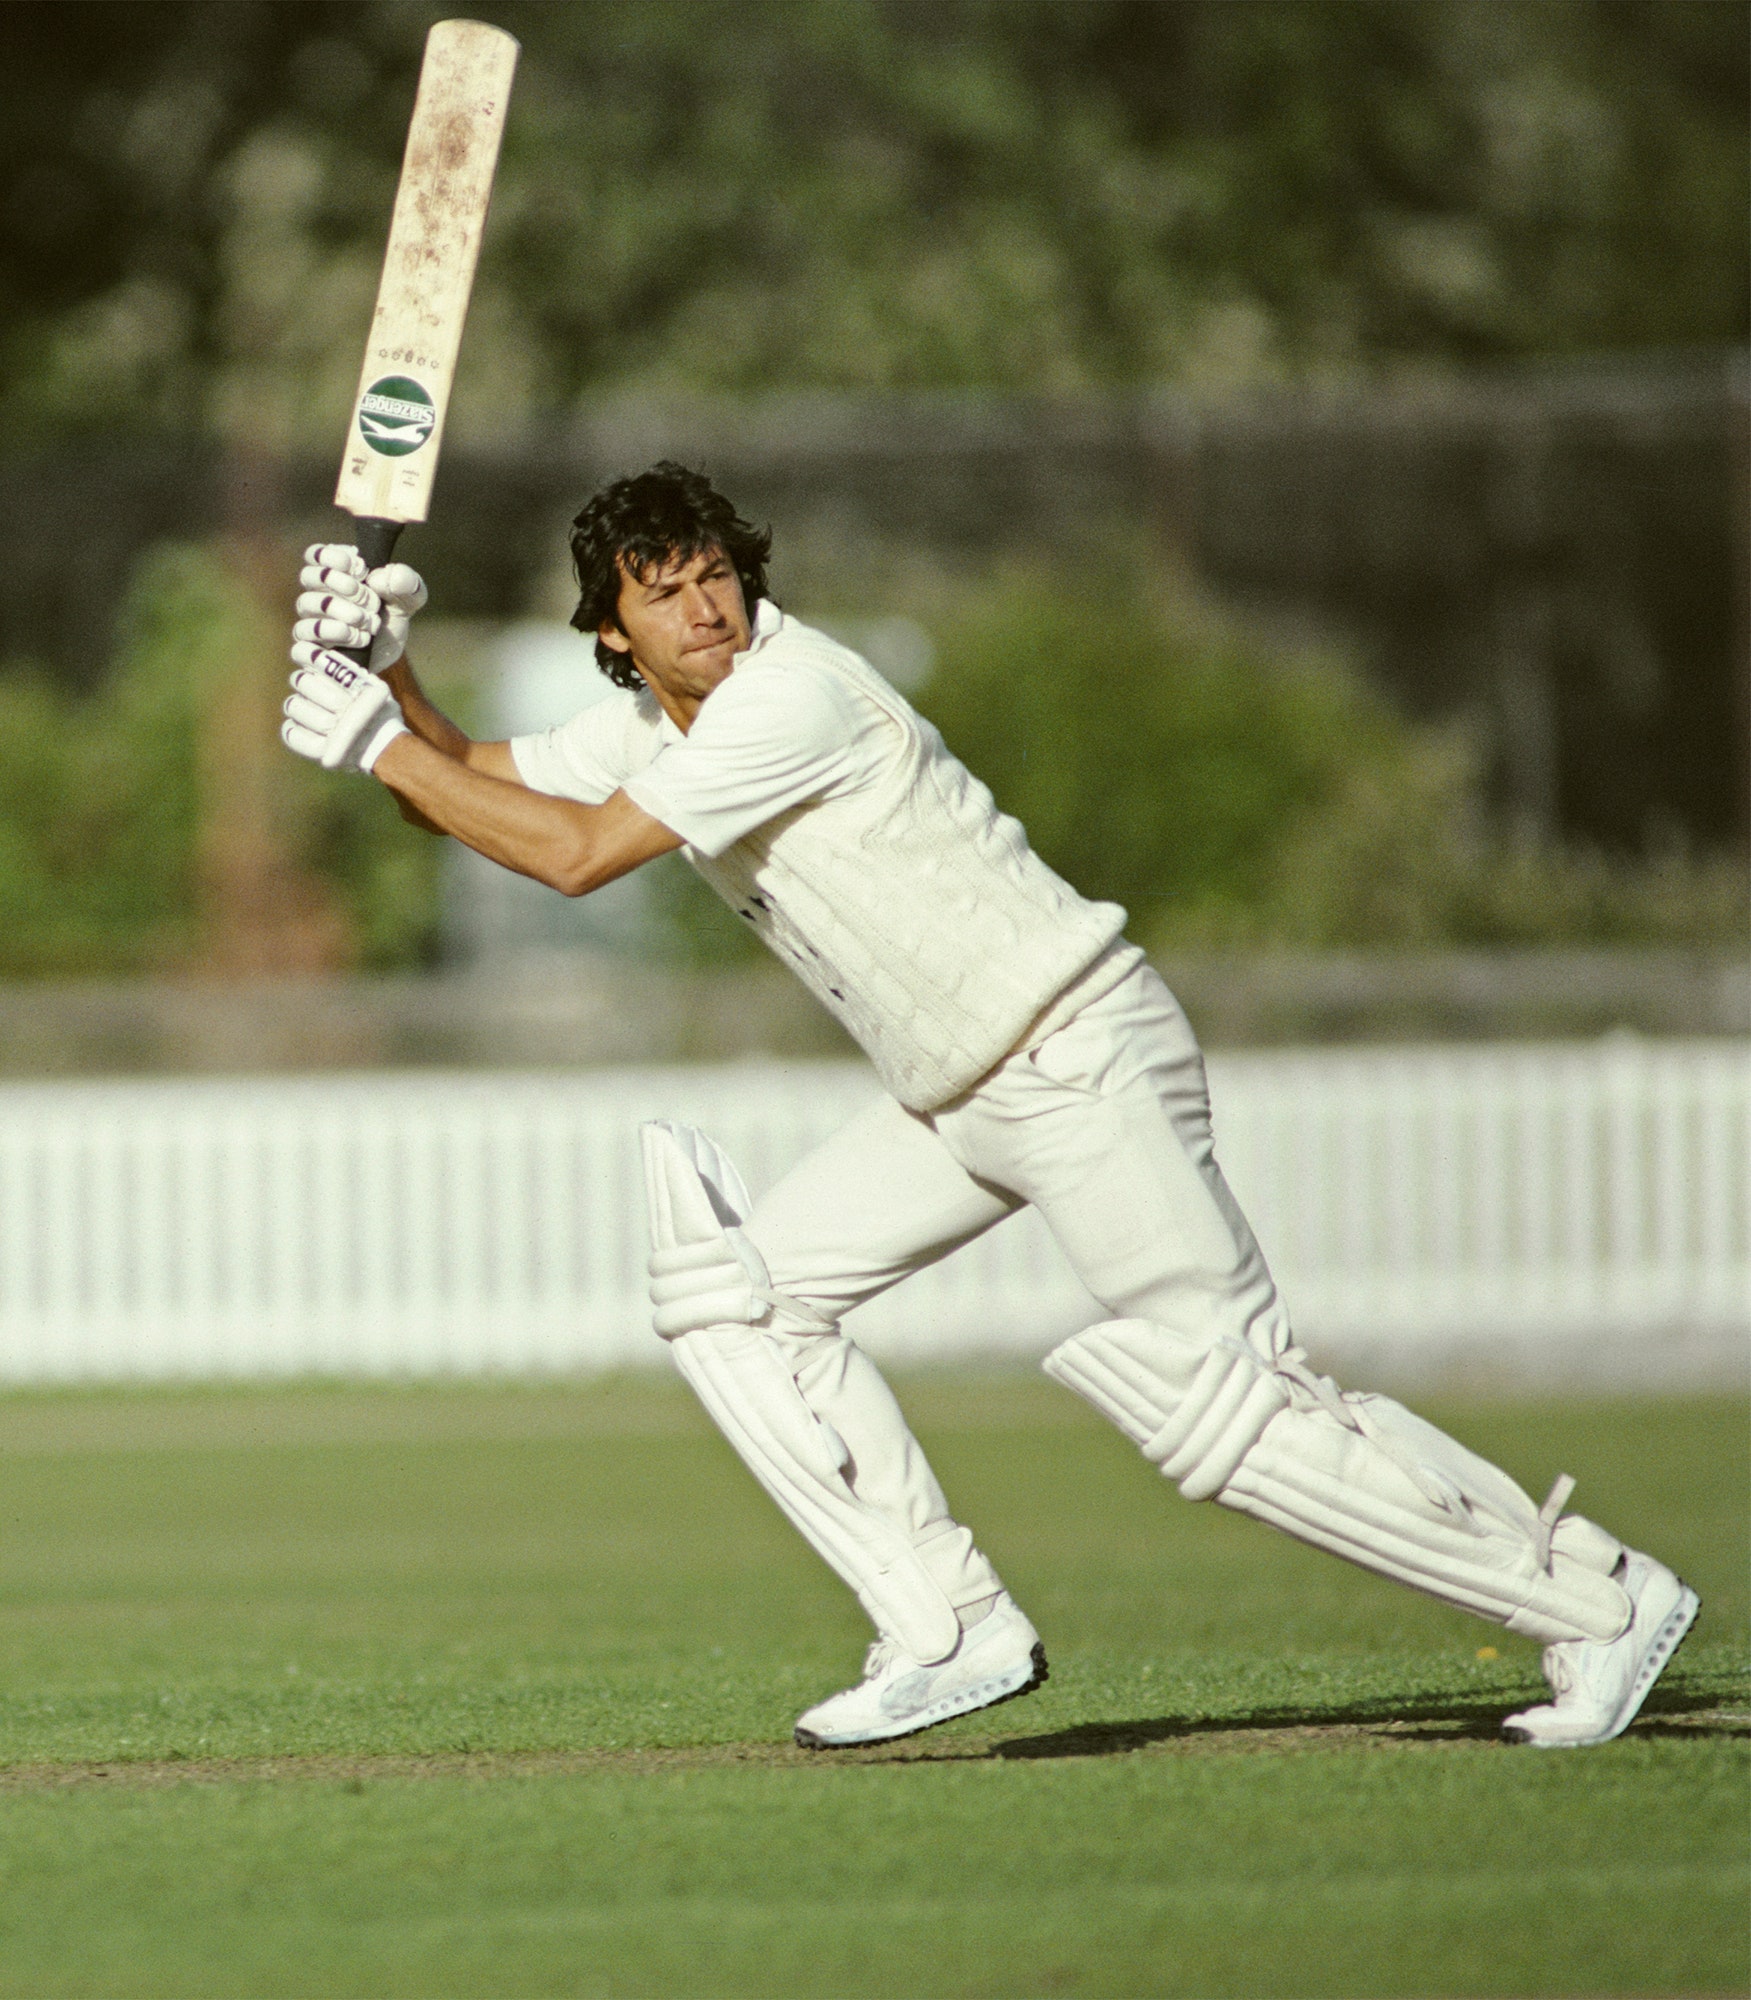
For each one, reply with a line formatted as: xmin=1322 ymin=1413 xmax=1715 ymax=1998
xmin=0 ymin=1372 xmax=1742 ymax=1998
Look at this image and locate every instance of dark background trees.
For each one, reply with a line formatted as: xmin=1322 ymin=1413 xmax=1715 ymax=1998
xmin=0 ymin=0 xmax=1743 ymax=436
xmin=0 ymin=0 xmax=1741 ymax=977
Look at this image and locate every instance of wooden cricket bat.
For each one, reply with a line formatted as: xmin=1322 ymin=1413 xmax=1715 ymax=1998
xmin=333 ymin=18 xmax=518 ymax=620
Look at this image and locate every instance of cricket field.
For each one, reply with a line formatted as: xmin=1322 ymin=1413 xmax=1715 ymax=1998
xmin=0 ymin=1371 xmax=1742 ymax=1997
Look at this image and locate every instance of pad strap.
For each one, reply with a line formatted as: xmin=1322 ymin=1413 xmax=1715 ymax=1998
xmin=649 ymin=1231 xmax=837 ymax=1340
xmin=1045 ymin=1319 xmax=1630 ymax=1646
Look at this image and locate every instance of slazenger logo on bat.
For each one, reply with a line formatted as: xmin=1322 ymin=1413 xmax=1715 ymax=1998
xmin=357 ymin=375 xmax=435 ymax=456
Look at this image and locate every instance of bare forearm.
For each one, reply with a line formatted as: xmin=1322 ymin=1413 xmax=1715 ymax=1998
xmin=371 ymin=734 xmax=681 ymax=894
xmin=382 ymin=658 xmax=472 ymax=762
xmin=379 ymin=658 xmax=519 ymax=829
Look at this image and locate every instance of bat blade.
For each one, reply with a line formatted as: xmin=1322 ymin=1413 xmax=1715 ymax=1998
xmin=334 ymin=18 xmax=518 ymax=543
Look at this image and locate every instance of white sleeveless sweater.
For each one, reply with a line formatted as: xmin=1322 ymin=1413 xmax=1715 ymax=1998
xmin=690 ymin=631 xmax=1126 ymax=1111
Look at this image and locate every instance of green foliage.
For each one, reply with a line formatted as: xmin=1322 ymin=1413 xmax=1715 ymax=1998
xmin=1254 ymin=748 xmax=1751 ymax=951
xmin=915 ymin=573 xmax=1749 ymax=951
xmin=296 ymin=755 xmax=445 ymax=971
xmin=0 ymin=1378 xmax=1740 ymax=1995
xmin=0 ymin=548 xmax=217 ymax=974
xmin=0 ymin=1 xmax=1744 ymax=439
xmin=0 ymin=543 xmax=444 ymax=976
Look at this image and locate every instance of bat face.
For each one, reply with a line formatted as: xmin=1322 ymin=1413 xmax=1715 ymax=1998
xmin=335 ymin=19 xmax=519 ymax=529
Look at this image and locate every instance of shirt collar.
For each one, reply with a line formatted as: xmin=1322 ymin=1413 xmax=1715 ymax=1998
xmin=733 ymin=596 xmax=783 ymax=665
xmin=651 ymin=598 xmax=782 ymax=743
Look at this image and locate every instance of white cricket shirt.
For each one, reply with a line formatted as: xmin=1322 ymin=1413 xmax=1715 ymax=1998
xmin=510 ymin=597 xmax=1134 ymax=1108
xmin=509 ymin=600 xmax=887 ymax=857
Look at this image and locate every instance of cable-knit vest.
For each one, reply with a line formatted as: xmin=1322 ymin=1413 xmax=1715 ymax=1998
xmin=691 ymin=630 xmax=1126 ymax=1111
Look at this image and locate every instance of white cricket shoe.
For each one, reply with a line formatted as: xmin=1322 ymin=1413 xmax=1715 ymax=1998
xmin=794 ymin=1595 xmax=1047 ymax=1747
xmin=1501 ymin=1549 xmax=1699 ymax=1748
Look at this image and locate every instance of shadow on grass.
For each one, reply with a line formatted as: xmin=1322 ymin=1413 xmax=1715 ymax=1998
xmin=984 ymin=1683 xmax=1744 ymax=1761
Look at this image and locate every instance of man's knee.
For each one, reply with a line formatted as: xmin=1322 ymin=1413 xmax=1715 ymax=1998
xmin=641 ymin=1120 xmax=839 ymax=1341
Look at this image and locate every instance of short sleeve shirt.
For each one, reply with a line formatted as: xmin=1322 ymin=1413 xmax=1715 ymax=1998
xmin=509 ymin=604 xmax=891 ymax=858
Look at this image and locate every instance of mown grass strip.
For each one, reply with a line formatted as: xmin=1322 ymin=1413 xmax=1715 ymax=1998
xmin=0 ymin=1377 xmax=1741 ymax=1996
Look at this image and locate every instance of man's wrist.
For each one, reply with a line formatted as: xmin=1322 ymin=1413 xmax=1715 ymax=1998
xmin=360 ymin=717 xmax=413 ymax=777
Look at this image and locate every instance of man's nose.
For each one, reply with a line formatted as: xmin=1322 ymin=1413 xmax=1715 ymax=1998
xmin=682 ymin=583 xmax=725 ymax=625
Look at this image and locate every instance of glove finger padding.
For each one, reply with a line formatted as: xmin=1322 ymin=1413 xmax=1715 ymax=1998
xmin=302 ymin=544 xmax=369 ymax=586
xmin=295 ymin=586 xmax=368 ymax=617
xmin=366 ymin=563 xmax=428 ymax=616
xmin=280 ymin=717 xmax=330 ymax=761
xmin=293 ymin=611 xmax=375 ymax=651
xmin=283 ymin=687 xmax=343 ymax=734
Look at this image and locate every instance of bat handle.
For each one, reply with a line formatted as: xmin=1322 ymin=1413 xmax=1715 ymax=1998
xmin=335 ymin=516 xmax=405 ymax=669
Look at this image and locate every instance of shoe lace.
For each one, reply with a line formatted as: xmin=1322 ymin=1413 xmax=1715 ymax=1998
xmin=860 ymin=1639 xmax=899 ymax=1683
xmin=1541 ymin=1643 xmax=1580 ymax=1701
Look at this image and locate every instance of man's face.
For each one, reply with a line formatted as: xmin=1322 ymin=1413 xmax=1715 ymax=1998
xmin=598 ymin=543 xmax=751 ymax=724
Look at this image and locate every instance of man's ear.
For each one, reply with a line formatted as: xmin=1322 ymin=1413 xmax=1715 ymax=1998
xmin=597 ymin=621 xmax=632 ymax=656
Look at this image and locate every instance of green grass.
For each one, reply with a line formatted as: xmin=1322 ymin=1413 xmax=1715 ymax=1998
xmin=0 ymin=1373 xmax=1743 ymax=1997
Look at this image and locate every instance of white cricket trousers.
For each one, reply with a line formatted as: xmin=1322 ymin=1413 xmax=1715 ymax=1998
xmin=742 ymin=960 xmax=1294 ymax=1593
xmin=755 ymin=959 xmax=1289 ymax=1351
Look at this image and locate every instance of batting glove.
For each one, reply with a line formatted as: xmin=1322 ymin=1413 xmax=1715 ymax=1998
xmin=293 ymin=543 xmax=428 ymax=671
xmin=282 ymin=644 xmax=410 ymax=774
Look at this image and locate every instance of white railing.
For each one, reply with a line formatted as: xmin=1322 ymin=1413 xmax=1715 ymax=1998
xmin=0 ymin=1040 xmax=1743 ymax=1387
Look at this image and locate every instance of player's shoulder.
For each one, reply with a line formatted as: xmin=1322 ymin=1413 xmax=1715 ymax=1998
xmin=733 ymin=608 xmax=898 ymax=715
xmin=705 ymin=611 xmax=864 ymax=728
xmin=546 ymin=676 xmax=665 ymax=767
xmin=754 ymin=607 xmax=871 ymax=678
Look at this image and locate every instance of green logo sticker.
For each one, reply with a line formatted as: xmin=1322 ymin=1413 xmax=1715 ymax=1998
xmin=357 ymin=376 xmax=435 ymax=456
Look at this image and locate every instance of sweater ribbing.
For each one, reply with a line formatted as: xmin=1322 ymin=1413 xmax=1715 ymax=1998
xmin=691 ymin=630 xmax=1125 ymax=1110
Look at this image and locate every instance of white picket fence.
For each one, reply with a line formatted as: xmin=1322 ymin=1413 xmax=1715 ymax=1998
xmin=0 ymin=1040 xmax=1743 ymax=1388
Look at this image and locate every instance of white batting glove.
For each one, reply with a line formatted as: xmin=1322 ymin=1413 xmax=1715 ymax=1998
xmin=292 ymin=543 xmax=428 ymax=671
xmin=281 ymin=644 xmax=410 ymax=774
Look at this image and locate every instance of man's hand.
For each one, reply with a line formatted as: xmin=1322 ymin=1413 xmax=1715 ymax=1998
xmin=282 ymin=646 xmax=409 ymax=774
xmin=293 ymin=544 xmax=428 ymax=672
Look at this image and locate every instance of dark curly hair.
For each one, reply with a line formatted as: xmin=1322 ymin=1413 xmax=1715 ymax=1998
xmin=569 ymin=462 xmax=773 ymax=691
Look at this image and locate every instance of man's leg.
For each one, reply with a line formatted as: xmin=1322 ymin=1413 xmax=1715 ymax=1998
xmin=749 ymin=1095 xmax=1023 ymax=1633
xmin=932 ymin=965 xmax=1696 ymax=1746
xmin=639 ymin=1102 xmax=1046 ymax=1745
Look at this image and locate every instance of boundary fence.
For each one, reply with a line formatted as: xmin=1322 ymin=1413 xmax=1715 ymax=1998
xmin=0 ymin=1040 xmax=1743 ymax=1388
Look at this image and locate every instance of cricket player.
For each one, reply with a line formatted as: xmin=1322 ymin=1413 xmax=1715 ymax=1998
xmin=284 ymin=461 xmax=1697 ymax=1749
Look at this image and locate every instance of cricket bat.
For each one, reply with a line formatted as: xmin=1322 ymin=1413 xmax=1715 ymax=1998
xmin=332 ymin=18 xmax=518 ymax=653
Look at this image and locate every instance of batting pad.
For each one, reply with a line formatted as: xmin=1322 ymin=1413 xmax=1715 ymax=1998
xmin=1044 ymin=1320 xmax=1630 ymax=1646
xmin=641 ymin=1121 xmax=963 ymax=1663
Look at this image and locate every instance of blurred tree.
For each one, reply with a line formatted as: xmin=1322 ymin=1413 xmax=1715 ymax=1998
xmin=0 ymin=546 xmax=442 ymax=975
xmin=0 ymin=550 xmax=1735 ymax=976
xmin=0 ymin=0 xmax=1742 ymax=436
xmin=915 ymin=570 xmax=1750 ymax=951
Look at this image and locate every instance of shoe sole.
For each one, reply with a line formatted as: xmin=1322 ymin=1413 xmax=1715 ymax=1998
xmin=1502 ymin=1579 xmax=1700 ymax=1748
xmin=795 ymin=1642 xmax=1049 ymax=1748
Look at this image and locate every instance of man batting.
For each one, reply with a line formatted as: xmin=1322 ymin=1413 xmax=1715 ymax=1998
xmin=283 ymin=461 xmax=1697 ymax=1749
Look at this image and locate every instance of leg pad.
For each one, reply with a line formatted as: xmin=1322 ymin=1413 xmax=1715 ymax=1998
xmin=1046 ymin=1319 xmax=1630 ymax=1645
xmin=643 ymin=1120 xmax=967 ymax=1663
